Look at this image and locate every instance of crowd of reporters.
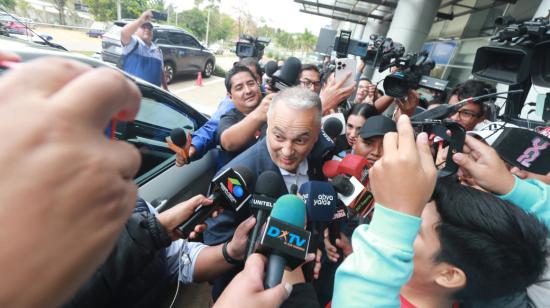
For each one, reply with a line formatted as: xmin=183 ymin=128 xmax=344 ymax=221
xmin=1 ymin=16 xmax=550 ymax=308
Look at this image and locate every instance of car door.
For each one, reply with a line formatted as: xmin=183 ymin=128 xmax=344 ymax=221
xmin=116 ymin=84 xmax=217 ymax=211
xmin=166 ymin=31 xmax=195 ymax=73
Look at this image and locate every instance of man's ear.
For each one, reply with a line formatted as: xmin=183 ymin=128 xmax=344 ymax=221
xmin=227 ymin=92 xmax=232 ymax=99
xmin=434 ymin=264 xmax=466 ymax=291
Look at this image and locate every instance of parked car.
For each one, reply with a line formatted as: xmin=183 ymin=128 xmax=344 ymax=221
xmin=2 ymin=35 xmax=218 ymax=212
xmin=101 ymin=20 xmax=216 ymax=84
xmin=87 ymin=28 xmax=105 ymax=38
xmin=208 ymin=43 xmax=224 ymax=55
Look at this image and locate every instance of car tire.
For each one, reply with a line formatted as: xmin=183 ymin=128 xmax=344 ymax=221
xmin=203 ymin=60 xmax=213 ymax=78
xmin=164 ymin=61 xmax=175 ymax=84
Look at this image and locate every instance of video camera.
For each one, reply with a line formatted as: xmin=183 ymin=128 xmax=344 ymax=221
xmin=235 ymin=34 xmax=271 ymax=59
xmin=380 ymin=50 xmax=436 ymax=98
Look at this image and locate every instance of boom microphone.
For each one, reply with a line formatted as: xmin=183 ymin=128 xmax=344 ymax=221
xmin=264 ymin=60 xmax=279 ymax=78
xmin=411 ymin=90 xmax=524 ymax=121
xmin=257 ymin=194 xmax=311 ymax=289
xmin=245 ymin=171 xmax=284 ymax=258
xmin=177 ymin=166 xmax=254 ymax=238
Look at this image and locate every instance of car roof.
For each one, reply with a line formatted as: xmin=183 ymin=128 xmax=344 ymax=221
xmin=112 ymin=20 xmax=193 ymax=35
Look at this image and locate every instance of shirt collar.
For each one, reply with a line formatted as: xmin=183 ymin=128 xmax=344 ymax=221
xmin=278 ymin=159 xmax=309 ymax=177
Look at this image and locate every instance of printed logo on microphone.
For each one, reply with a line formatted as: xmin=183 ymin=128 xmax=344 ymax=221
xmin=227 ymin=177 xmax=244 ymax=198
xmin=267 ymin=226 xmax=306 ymax=251
xmin=313 ymin=194 xmax=334 ymax=206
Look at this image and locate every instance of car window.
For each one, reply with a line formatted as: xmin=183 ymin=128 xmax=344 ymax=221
xmin=168 ymin=32 xmax=185 ymax=45
xmin=154 ymin=30 xmax=170 ymax=45
xmin=117 ymin=96 xmax=197 ymax=179
xmin=181 ymin=34 xmax=201 ymax=48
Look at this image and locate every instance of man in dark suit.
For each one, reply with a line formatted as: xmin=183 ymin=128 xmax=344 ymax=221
xmin=203 ymin=86 xmax=333 ymax=299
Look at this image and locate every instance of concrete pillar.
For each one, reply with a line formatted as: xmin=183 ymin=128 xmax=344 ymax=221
xmin=354 ymin=24 xmax=365 ymax=40
xmin=362 ymin=18 xmax=389 ymax=41
xmin=385 ymin=0 xmax=442 ymax=53
xmin=534 ymin=0 xmax=550 ymax=17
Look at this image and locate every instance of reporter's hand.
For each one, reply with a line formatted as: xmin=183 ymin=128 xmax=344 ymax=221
xmin=510 ymin=167 xmax=550 ymax=185
xmin=140 ymin=10 xmax=153 ymax=23
xmin=226 ymin=216 xmax=256 ymax=261
xmin=253 ymin=93 xmax=275 ymax=123
xmin=394 ymin=89 xmax=419 ymax=118
xmin=214 ymin=254 xmax=292 ymax=308
xmin=320 ymin=72 xmax=355 ymax=114
xmin=175 ymin=145 xmax=196 ymax=167
xmin=323 ymin=228 xmax=353 ymax=263
xmin=157 ymin=194 xmax=214 ymax=240
xmin=0 ymin=57 xmax=141 ymax=307
xmin=369 ymin=115 xmax=437 ymax=216
xmin=452 ymin=135 xmax=516 ymax=195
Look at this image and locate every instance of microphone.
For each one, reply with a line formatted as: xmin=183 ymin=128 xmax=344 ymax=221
xmin=492 ymin=127 xmax=550 ymax=175
xmin=176 ymin=166 xmax=254 ymax=238
xmin=337 ymin=154 xmax=370 ymax=183
xmin=264 ymin=60 xmax=278 ymax=78
xmin=166 ymin=127 xmax=192 ymax=163
xmin=331 ymin=175 xmax=375 ymax=218
xmin=411 ymin=90 xmax=524 ymax=121
xmin=299 ymin=181 xmax=338 ymax=281
xmin=322 ymin=117 xmax=344 ymax=140
xmin=245 ymin=171 xmax=284 ymax=258
xmin=271 ymin=56 xmax=301 ymax=92
xmin=310 ymin=129 xmax=336 ymax=161
xmin=323 ymin=160 xmax=341 ymax=178
xmin=257 ymin=194 xmax=311 ymax=289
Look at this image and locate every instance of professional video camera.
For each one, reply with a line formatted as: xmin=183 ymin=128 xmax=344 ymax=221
xmin=380 ymin=51 xmax=436 ymax=98
xmin=235 ymin=34 xmax=271 ymax=59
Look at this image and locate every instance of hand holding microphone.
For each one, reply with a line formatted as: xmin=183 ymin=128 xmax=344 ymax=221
xmin=166 ymin=127 xmax=192 ymax=166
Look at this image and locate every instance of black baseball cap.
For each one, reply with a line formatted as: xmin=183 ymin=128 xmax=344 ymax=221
xmin=359 ymin=115 xmax=396 ymax=139
xmin=141 ymin=22 xmax=153 ymax=29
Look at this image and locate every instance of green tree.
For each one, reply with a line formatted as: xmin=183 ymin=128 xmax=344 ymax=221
xmin=51 ymin=0 xmax=67 ymax=25
xmin=178 ymin=7 xmax=207 ymax=40
xmin=148 ymin=0 xmax=165 ymax=12
xmin=0 ymin=0 xmax=16 ymax=10
xmin=299 ymin=29 xmax=317 ymax=52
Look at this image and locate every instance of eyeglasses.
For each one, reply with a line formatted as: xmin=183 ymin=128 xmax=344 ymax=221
xmin=300 ymin=79 xmax=321 ymax=89
xmin=456 ymin=109 xmax=481 ymax=120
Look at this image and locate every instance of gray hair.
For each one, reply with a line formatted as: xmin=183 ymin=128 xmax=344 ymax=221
xmin=267 ymin=86 xmax=322 ymax=123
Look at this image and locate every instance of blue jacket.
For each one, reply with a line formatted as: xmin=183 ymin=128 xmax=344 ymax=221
xmin=333 ymin=177 xmax=550 ymax=308
xmin=191 ymin=97 xmax=234 ymax=159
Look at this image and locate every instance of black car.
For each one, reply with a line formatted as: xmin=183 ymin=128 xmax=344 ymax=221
xmin=1 ymin=36 xmax=218 ymax=213
xmin=101 ymin=20 xmax=216 ymax=83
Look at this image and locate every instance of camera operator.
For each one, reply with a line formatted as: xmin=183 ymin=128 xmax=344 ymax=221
xmin=333 ymin=116 xmax=548 ymax=308
xmin=120 ymin=10 xmax=168 ymax=90
xmin=447 ymin=80 xmax=494 ymax=131
xmin=354 ymin=77 xmax=378 ymax=104
xmin=0 ymin=54 xmax=141 ymax=307
xmin=175 ymin=58 xmax=262 ymax=166
xmin=63 ymin=195 xmax=256 ymax=307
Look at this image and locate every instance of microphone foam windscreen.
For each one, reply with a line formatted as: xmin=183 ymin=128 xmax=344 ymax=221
xmin=338 ymin=154 xmax=370 ymax=180
xmin=170 ymin=128 xmax=187 ymax=147
xmin=255 ymin=171 xmax=284 ymax=197
xmin=233 ymin=166 xmax=255 ymax=187
xmin=299 ymin=181 xmax=337 ymax=222
xmin=273 ymin=57 xmax=301 ymax=86
xmin=271 ymin=194 xmax=306 ymax=228
xmin=323 ymin=117 xmax=343 ymax=139
xmin=323 ymin=160 xmax=341 ymax=178
xmin=264 ymin=60 xmax=278 ymax=77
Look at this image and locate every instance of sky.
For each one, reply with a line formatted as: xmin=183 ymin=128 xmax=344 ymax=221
xmin=166 ymin=0 xmax=333 ymax=34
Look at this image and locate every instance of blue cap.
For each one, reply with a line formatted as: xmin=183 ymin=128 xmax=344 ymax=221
xmin=271 ymin=194 xmax=306 ymax=228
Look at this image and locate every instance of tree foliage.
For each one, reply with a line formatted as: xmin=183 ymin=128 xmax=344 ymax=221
xmin=0 ymin=0 xmax=16 ymax=10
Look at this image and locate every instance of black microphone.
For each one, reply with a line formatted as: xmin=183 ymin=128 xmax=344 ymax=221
xmin=257 ymin=194 xmax=311 ymax=289
xmin=245 ymin=171 xmax=284 ymax=258
xmin=176 ymin=166 xmax=254 ymax=238
xmin=271 ymin=56 xmax=301 ymax=92
xmin=264 ymin=60 xmax=278 ymax=78
xmin=323 ymin=117 xmax=344 ymax=140
xmin=170 ymin=127 xmax=187 ymax=147
xmin=310 ymin=129 xmax=336 ymax=161
xmin=299 ymin=181 xmax=338 ymax=281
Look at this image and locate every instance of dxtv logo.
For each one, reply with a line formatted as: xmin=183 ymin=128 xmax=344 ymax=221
xmin=267 ymin=225 xmax=306 ymax=251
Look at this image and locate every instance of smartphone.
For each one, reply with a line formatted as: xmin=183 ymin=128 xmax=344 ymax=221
xmin=335 ymin=58 xmax=356 ymax=88
xmin=152 ymin=11 xmax=167 ymax=21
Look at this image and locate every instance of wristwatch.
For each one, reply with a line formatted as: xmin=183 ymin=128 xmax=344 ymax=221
xmin=222 ymin=241 xmax=243 ymax=265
